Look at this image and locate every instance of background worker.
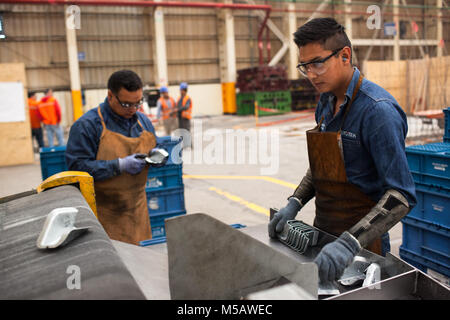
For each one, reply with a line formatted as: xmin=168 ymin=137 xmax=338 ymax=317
xmin=176 ymin=82 xmax=193 ymax=147
xmin=268 ymin=18 xmax=417 ymax=284
xmin=65 ymin=70 xmax=158 ymax=245
xmin=39 ymin=88 xmax=64 ymax=147
xmin=28 ymin=91 xmax=44 ymax=150
xmin=156 ymin=86 xmax=178 ymax=135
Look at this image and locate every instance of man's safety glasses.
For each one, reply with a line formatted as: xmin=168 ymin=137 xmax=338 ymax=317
xmin=296 ymin=47 xmax=344 ymax=77
xmin=115 ymin=94 xmax=144 ymax=109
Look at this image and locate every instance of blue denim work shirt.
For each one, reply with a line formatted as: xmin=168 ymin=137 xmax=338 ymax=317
xmin=65 ymin=98 xmax=157 ymax=181
xmin=315 ymin=67 xmax=416 ymax=207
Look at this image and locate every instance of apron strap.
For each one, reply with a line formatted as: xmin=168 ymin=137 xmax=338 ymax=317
xmin=97 ymin=106 xmax=107 ymax=131
xmin=339 ymin=74 xmax=364 ymax=132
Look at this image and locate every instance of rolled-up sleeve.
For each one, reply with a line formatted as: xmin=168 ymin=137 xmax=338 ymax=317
xmin=65 ymin=118 xmax=120 ymax=181
xmin=362 ymin=101 xmax=417 ymax=207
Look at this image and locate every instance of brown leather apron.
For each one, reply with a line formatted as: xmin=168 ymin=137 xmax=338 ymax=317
xmin=306 ymin=74 xmax=382 ymax=254
xmin=94 ymin=107 xmax=156 ymax=245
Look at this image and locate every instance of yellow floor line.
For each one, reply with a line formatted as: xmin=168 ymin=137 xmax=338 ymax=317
xmin=183 ymin=175 xmax=297 ymax=190
xmin=208 ymin=186 xmax=270 ymax=217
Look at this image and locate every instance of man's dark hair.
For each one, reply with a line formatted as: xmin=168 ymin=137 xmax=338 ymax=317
xmin=107 ymin=70 xmax=143 ymax=95
xmin=28 ymin=91 xmax=36 ymax=98
xmin=293 ymin=18 xmax=352 ymax=62
xmin=44 ymin=88 xmax=51 ymax=95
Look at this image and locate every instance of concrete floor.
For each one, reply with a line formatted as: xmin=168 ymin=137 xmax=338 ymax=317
xmin=0 ymin=111 xmax=403 ymax=259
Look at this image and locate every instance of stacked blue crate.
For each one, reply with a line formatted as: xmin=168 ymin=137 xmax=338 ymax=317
xmin=141 ymin=136 xmax=185 ymax=246
xmin=401 ymin=113 xmax=450 ymax=277
xmin=444 ymin=107 xmax=450 ymax=142
xmin=39 ymin=146 xmax=68 ymax=180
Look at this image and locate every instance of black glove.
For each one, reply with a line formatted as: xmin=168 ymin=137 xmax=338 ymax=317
xmin=268 ymin=197 xmax=302 ymax=239
xmin=314 ymin=231 xmax=361 ymax=283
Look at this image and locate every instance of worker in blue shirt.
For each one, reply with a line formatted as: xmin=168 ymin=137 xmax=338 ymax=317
xmin=66 ymin=70 xmax=158 ymax=245
xmin=268 ymin=18 xmax=417 ymax=284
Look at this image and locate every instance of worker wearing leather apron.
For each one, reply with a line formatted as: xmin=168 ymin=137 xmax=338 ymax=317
xmin=268 ymin=18 xmax=417 ymax=284
xmin=66 ymin=70 xmax=157 ymax=245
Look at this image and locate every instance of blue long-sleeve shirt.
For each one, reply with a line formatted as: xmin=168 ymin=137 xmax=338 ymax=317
xmin=315 ymin=67 xmax=416 ymax=207
xmin=65 ymin=98 xmax=157 ymax=181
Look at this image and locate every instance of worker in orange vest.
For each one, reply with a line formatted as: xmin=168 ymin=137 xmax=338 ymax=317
xmin=39 ymin=89 xmax=64 ymax=147
xmin=176 ymin=82 xmax=193 ymax=147
xmin=156 ymin=86 xmax=177 ymax=135
xmin=28 ymin=91 xmax=44 ymax=149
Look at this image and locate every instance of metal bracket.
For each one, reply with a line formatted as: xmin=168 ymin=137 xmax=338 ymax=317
xmin=36 ymin=207 xmax=91 ymax=249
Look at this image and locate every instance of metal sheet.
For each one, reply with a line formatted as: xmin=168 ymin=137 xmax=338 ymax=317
xmin=166 ymin=213 xmax=318 ymax=300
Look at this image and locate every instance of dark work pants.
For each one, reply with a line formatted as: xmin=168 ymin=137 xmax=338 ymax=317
xmin=178 ymin=117 xmax=192 ymax=148
xmin=32 ymin=127 xmax=44 ymax=148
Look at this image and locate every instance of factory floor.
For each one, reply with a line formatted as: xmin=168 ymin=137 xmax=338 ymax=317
xmin=0 ymin=111 xmax=405 ymax=297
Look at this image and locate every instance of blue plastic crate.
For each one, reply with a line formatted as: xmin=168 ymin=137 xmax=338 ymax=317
xmin=140 ymin=221 xmax=247 ymax=246
xmin=400 ymin=247 xmax=450 ymax=278
xmin=157 ymin=136 xmax=183 ymax=165
xmin=407 ymin=183 xmax=450 ymax=228
xmin=146 ymin=164 xmax=183 ymax=190
xmin=146 ymin=185 xmax=185 ymax=216
xmin=400 ymin=215 xmax=450 ymax=272
xmin=406 ymin=143 xmax=450 ymax=189
xmin=144 ymin=210 xmax=186 ymax=241
xmin=444 ymin=107 xmax=450 ymax=142
xmin=39 ymin=146 xmax=68 ymax=180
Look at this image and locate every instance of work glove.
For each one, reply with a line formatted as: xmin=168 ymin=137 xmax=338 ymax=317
xmin=118 ymin=153 xmax=147 ymax=175
xmin=268 ymin=197 xmax=302 ymax=239
xmin=314 ymin=231 xmax=361 ymax=283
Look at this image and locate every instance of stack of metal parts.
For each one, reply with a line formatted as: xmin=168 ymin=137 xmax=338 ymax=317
xmin=236 ymin=65 xmax=289 ymax=92
xmin=277 ymin=220 xmax=319 ymax=254
xmin=289 ymin=79 xmax=320 ymax=111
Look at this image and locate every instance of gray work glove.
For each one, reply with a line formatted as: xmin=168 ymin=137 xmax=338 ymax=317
xmin=314 ymin=231 xmax=361 ymax=283
xmin=268 ymin=197 xmax=302 ymax=239
xmin=118 ymin=153 xmax=147 ymax=175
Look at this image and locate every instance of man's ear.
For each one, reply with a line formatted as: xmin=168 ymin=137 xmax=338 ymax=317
xmin=107 ymin=90 xmax=113 ymax=103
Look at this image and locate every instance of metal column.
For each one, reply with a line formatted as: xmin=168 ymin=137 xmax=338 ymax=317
xmin=65 ymin=5 xmax=83 ymax=122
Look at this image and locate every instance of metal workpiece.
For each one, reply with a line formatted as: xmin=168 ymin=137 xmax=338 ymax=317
xmin=165 ymin=213 xmax=318 ymax=300
xmin=277 ymin=220 xmax=319 ymax=254
xmin=36 ymin=207 xmax=91 ymax=249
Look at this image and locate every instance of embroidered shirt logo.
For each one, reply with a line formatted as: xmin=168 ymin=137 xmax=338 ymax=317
xmin=341 ymin=130 xmax=357 ymax=139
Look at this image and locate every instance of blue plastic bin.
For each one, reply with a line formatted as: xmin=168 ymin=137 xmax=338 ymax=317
xmin=39 ymin=146 xmax=68 ymax=180
xmin=157 ymin=136 xmax=183 ymax=165
xmin=146 ymin=185 xmax=185 ymax=216
xmin=406 ymin=143 xmax=450 ymax=189
xmin=400 ymin=215 xmax=450 ymax=274
xmin=146 ymin=164 xmax=183 ymax=190
xmin=407 ymin=182 xmax=450 ymax=228
xmin=399 ymin=247 xmax=450 ymax=278
xmin=444 ymin=107 xmax=450 ymax=142
xmin=145 ymin=210 xmax=187 ymax=241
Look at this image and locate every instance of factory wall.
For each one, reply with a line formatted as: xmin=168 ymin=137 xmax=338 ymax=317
xmin=0 ymin=1 xmax=448 ymax=125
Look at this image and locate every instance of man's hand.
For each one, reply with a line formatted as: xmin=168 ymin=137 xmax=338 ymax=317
xmin=268 ymin=198 xmax=302 ymax=238
xmin=314 ymin=231 xmax=361 ymax=283
xmin=118 ymin=153 xmax=147 ymax=175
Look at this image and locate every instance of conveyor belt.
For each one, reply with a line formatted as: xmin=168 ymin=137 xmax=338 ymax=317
xmin=0 ymin=185 xmax=145 ymax=299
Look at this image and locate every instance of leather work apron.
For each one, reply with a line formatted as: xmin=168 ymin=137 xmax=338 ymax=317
xmin=94 ymin=107 xmax=156 ymax=245
xmin=306 ymin=74 xmax=382 ymax=254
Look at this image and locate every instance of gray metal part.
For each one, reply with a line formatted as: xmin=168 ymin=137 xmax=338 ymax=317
xmin=0 ymin=185 xmax=146 ymax=300
xmin=166 ymin=213 xmax=318 ymax=300
xmin=328 ymin=269 xmax=450 ymax=300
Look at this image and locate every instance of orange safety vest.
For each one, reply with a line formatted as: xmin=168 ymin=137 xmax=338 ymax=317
xmin=159 ymin=97 xmax=176 ymax=120
xmin=39 ymin=96 xmax=60 ymax=125
xmin=178 ymin=95 xmax=193 ymax=120
xmin=28 ymin=98 xmax=42 ymax=129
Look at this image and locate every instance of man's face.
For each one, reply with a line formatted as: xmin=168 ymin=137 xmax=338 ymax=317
xmin=162 ymin=92 xmax=169 ymax=99
xmin=298 ymin=42 xmax=346 ymax=93
xmin=108 ymin=87 xmax=143 ymax=119
xmin=180 ymin=89 xmax=187 ymax=97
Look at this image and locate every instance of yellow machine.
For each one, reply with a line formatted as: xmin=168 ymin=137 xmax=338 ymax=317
xmin=37 ymin=171 xmax=97 ymax=218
